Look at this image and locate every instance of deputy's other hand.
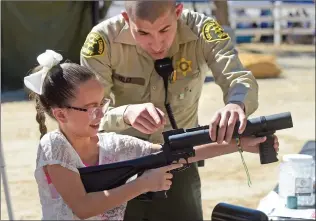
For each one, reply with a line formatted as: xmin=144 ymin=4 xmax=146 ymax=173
xmin=124 ymin=103 xmax=166 ymax=134
xmin=209 ymin=102 xmax=246 ymax=144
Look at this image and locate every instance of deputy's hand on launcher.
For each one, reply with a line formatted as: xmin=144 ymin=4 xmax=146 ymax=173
xmin=123 ymin=103 xmax=166 ymax=134
xmin=209 ymin=102 xmax=247 ymax=144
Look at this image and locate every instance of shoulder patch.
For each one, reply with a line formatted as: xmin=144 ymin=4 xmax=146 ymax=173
xmin=81 ymin=32 xmax=106 ymax=58
xmin=202 ymin=20 xmax=230 ymax=43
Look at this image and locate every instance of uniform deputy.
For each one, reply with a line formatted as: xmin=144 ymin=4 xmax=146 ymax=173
xmin=81 ymin=1 xmax=259 ymax=221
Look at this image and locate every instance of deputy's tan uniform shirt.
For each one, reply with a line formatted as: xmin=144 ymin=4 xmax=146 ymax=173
xmin=81 ymin=10 xmax=259 ymax=144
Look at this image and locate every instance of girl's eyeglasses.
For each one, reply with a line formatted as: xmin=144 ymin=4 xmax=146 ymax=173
xmin=65 ymin=98 xmax=110 ymax=121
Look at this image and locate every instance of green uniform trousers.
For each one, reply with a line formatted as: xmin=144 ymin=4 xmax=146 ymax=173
xmin=124 ymin=162 xmax=203 ymax=221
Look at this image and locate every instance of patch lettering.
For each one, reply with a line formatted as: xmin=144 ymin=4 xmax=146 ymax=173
xmin=81 ymin=32 xmax=105 ymax=58
xmin=202 ymin=20 xmax=230 ymax=43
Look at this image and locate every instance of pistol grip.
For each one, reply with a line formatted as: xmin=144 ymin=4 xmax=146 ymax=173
xmin=153 ymin=190 xmax=168 ymax=199
xmin=259 ymin=134 xmax=278 ymax=164
xmin=135 ymin=190 xmax=168 ymax=202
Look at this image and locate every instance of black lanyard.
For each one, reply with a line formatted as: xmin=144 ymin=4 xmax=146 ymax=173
xmin=154 ymin=58 xmax=178 ymax=129
xmin=154 ymin=58 xmax=205 ymax=167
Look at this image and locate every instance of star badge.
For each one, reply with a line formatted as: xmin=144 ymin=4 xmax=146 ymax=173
xmin=176 ymin=58 xmax=192 ymax=77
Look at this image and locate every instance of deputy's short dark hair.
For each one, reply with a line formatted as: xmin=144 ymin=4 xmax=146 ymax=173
xmin=125 ymin=0 xmax=177 ymax=23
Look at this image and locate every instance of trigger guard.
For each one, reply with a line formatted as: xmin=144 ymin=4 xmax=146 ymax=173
xmin=173 ymin=157 xmax=190 ymax=172
xmin=185 ymin=158 xmax=189 ymax=164
xmin=176 ymin=157 xmax=190 ymax=165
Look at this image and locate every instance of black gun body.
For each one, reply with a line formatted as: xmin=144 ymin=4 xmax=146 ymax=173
xmin=212 ymin=202 xmax=269 ymax=221
xmin=79 ymin=112 xmax=293 ymax=194
xmin=168 ymin=112 xmax=293 ymax=148
xmin=79 ymin=151 xmax=167 ymax=193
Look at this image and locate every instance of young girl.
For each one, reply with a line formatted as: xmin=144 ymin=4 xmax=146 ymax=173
xmin=24 ymin=50 xmax=279 ymax=220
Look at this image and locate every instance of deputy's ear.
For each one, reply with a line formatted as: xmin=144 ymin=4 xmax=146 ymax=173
xmin=52 ymin=108 xmax=68 ymax=124
xmin=175 ymin=3 xmax=184 ymax=19
xmin=122 ymin=12 xmax=129 ymax=24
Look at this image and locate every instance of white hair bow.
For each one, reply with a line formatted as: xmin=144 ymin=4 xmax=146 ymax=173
xmin=24 ymin=50 xmax=63 ymax=95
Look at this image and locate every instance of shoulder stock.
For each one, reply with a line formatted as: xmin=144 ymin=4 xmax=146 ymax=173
xmin=79 ymin=151 xmax=166 ymax=193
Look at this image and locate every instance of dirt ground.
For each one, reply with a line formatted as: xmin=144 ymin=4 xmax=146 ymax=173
xmin=1 ymin=43 xmax=315 ymax=220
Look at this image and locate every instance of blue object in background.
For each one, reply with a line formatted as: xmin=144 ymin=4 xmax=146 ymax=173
xmin=278 ymin=0 xmax=314 ymax=3
xmin=286 ymin=196 xmax=298 ymax=209
xmin=234 ymin=9 xmax=255 ymax=44
xmin=260 ymin=9 xmax=273 ymax=29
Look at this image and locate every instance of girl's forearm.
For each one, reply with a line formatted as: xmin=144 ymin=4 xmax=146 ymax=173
xmin=188 ymin=140 xmax=237 ymax=163
xmin=150 ymin=141 xmax=238 ymax=164
xmin=75 ymin=177 xmax=147 ymax=219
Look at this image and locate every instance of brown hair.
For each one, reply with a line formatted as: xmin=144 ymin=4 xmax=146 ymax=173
xmin=125 ymin=0 xmax=177 ymax=23
xmin=27 ymin=62 xmax=98 ymax=139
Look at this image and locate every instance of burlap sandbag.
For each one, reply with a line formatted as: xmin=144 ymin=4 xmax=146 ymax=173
xmin=238 ymin=53 xmax=282 ymax=78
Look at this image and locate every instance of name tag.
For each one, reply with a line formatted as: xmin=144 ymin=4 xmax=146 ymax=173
xmin=112 ymin=73 xmax=145 ymax=86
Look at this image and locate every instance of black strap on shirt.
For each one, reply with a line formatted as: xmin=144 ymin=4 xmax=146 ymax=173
xmin=154 ymin=58 xmax=204 ymax=167
xmin=154 ymin=58 xmax=178 ymax=129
